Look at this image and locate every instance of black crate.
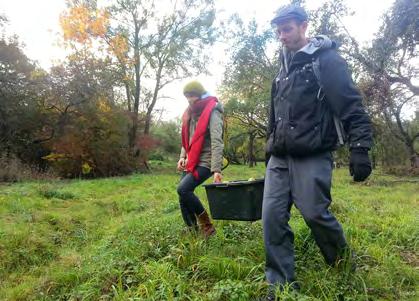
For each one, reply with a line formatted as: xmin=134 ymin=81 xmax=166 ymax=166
xmin=203 ymin=179 xmax=264 ymax=221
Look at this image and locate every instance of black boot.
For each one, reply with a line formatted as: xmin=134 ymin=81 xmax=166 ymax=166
xmin=256 ymin=283 xmax=300 ymax=301
xmin=180 ymin=202 xmax=198 ymax=231
xmin=255 ymin=286 xmax=276 ymax=301
xmin=335 ymin=248 xmax=357 ymax=272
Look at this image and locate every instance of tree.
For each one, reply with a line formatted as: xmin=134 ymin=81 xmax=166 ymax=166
xmin=149 ymin=119 xmax=181 ymax=160
xmin=0 ymin=36 xmax=52 ymax=168
xmin=60 ymin=0 xmax=217 ymax=151
xmin=0 ymin=14 xmax=7 ymax=27
xmin=221 ymin=18 xmax=278 ymax=166
xmin=347 ymin=0 xmax=419 ymax=167
xmin=309 ymin=0 xmax=352 ymax=50
xmin=223 ymin=117 xmax=266 ymax=165
xmin=43 ymin=55 xmax=138 ymax=177
xmin=140 ymin=0 xmax=216 ymax=134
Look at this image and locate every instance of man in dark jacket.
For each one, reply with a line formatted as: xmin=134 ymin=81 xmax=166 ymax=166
xmin=262 ymin=4 xmax=372 ymax=297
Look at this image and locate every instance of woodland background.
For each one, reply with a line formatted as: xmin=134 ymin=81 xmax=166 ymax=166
xmin=0 ymin=0 xmax=417 ymax=181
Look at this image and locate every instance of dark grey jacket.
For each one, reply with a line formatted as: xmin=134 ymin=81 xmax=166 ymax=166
xmin=266 ymin=36 xmax=372 ymax=157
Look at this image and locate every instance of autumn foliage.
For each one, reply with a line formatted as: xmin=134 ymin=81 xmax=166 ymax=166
xmin=44 ymin=96 xmax=140 ymax=178
xmin=60 ymin=5 xmax=109 ymax=44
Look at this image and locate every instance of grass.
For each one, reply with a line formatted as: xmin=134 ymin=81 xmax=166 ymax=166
xmin=0 ymin=162 xmax=418 ymax=300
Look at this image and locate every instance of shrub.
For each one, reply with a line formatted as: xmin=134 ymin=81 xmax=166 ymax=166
xmin=39 ymin=187 xmax=76 ymax=200
xmin=0 ymin=153 xmax=56 ymax=182
xmin=384 ymin=165 xmax=419 ymax=177
xmin=207 ymin=279 xmax=251 ymax=301
xmin=44 ymin=102 xmax=141 ymax=178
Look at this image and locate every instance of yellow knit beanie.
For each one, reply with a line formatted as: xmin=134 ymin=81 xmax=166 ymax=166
xmin=183 ymin=81 xmax=206 ymax=97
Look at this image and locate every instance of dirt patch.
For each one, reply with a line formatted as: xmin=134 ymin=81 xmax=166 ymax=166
xmin=400 ymin=250 xmax=419 ymax=267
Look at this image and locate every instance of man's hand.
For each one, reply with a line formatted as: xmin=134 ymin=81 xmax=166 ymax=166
xmin=349 ymin=148 xmax=372 ymax=182
xmin=177 ymin=158 xmax=186 ymax=171
xmin=213 ymin=172 xmax=222 ymax=183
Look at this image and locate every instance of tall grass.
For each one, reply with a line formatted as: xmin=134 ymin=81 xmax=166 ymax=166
xmin=0 ymin=163 xmax=417 ymax=300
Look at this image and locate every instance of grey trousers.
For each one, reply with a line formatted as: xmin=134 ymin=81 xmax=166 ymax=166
xmin=262 ymin=152 xmax=347 ymax=285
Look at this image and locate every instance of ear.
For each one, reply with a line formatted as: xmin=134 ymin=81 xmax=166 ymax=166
xmin=301 ymin=21 xmax=308 ymax=32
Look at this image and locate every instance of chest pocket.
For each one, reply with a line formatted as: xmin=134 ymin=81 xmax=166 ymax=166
xmin=287 ymin=63 xmax=321 ymax=121
xmin=296 ymin=63 xmax=319 ymax=93
xmin=275 ymin=75 xmax=294 ymax=99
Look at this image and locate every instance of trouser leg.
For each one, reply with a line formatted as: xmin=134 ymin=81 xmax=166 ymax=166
xmin=177 ymin=166 xmax=211 ymax=227
xmin=289 ymin=152 xmax=347 ymax=265
xmin=179 ymin=201 xmax=197 ymax=228
xmin=262 ymin=155 xmax=295 ymax=285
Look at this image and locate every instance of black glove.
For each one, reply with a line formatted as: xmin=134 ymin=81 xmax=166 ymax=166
xmin=349 ymin=148 xmax=372 ymax=182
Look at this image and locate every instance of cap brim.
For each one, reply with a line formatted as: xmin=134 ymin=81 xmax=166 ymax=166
xmin=271 ymin=14 xmax=307 ymax=25
xmin=271 ymin=16 xmax=293 ymax=25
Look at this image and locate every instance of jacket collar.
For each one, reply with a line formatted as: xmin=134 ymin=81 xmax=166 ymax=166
xmin=281 ymin=35 xmax=336 ymax=71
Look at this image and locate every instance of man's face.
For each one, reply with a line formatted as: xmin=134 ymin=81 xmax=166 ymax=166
xmin=275 ymin=19 xmax=308 ymax=51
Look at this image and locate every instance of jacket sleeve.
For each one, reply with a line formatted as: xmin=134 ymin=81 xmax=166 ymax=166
xmin=179 ymin=146 xmax=186 ymax=160
xmin=319 ymin=50 xmax=373 ymax=149
xmin=267 ymin=80 xmax=276 ymax=138
xmin=209 ymin=106 xmax=224 ymax=173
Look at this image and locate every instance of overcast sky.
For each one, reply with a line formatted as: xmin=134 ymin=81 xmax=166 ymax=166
xmin=0 ymin=0 xmax=395 ymax=120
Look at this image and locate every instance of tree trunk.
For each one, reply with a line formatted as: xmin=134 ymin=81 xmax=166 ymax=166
xmin=248 ymin=131 xmax=255 ymax=167
xmin=124 ymin=80 xmax=132 ymax=112
xmin=144 ymin=62 xmax=163 ymax=135
xmin=411 ymin=154 xmax=419 ymax=169
xmin=408 ymin=145 xmax=419 ymax=168
xmin=371 ymin=150 xmax=376 ymax=169
xmin=129 ymin=22 xmax=141 ymax=150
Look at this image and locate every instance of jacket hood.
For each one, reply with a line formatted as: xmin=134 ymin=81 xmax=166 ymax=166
xmin=280 ymin=35 xmax=336 ymax=73
xmin=214 ymin=101 xmax=224 ymax=114
xmin=298 ymin=35 xmax=336 ymax=55
xmin=203 ymin=93 xmax=223 ymax=113
xmin=202 ymin=94 xmax=224 ymax=114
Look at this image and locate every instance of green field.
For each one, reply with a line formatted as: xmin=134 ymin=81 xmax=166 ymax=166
xmin=0 ymin=163 xmax=418 ymax=300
